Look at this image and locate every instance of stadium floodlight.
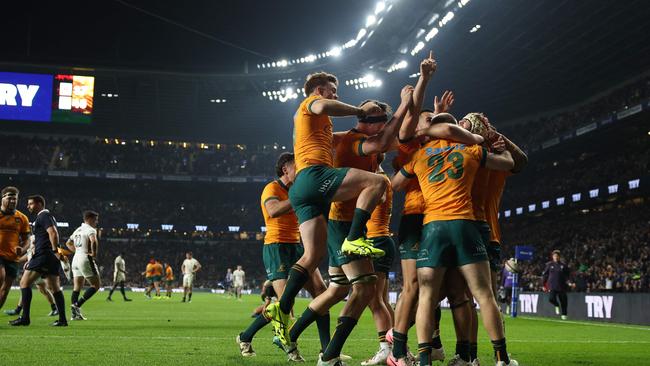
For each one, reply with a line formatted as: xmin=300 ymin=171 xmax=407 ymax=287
xmin=410 ymin=41 xmax=425 ymax=56
xmin=528 ymin=204 xmax=536 ymax=212
xmin=572 ymin=193 xmax=581 ymax=202
xmin=589 ymin=189 xmax=599 ymax=198
xmin=329 ymin=46 xmax=342 ymax=57
xmin=375 ymin=1 xmax=386 ymax=15
xmin=366 ymin=15 xmax=377 ymax=27
xmin=439 ymin=11 xmax=455 ymax=27
xmin=542 ymin=201 xmax=550 ymax=209
xmin=470 ymin=24 xmax=481 ymax=33
xmin=388 ymin=60 xmax=408 ymax=73
xmin=458 ymin=0 xmax=470 ymax=7
xmin=356 ymin=28 xmax=367 ymax=41
xmin=608 ymin=184 xmax=618 ymax=194
xmin=343 ymin=39 xmax=358 ymax=48
xmin=260 ymin=226 xmax=267 ymax=232
xmin=409 ymin=72 xmax=421 ymax=78
xmin=504 ymin=210 xmax=511 ymax=218
xmin=428 ymin=13 xmax=440 ymax=26
xmin=628 ymin=179 xmax=640 ymax=189
xmin=516 ymin=207 xmax=523 ymax=215
xmin=556 ymin=197 xmax=565 ymax=205
xmin=425 ymin=27 xmax=439 ymax=41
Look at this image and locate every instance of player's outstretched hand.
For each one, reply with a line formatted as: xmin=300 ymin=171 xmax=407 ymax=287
xmin=433 ymin=90 xmax=454 ymax=114
xmin=420 ymin=51 xmax=437 ymax=78
xmin=400 ymin=85 xmax=414 ymax=104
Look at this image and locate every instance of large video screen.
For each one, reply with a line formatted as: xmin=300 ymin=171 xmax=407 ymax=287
xmin=0 ymin=71 xmax=94 ymax=124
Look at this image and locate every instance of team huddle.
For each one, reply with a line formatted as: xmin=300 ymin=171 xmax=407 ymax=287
xmin=238 ymin=52 xmax=527 ymax=366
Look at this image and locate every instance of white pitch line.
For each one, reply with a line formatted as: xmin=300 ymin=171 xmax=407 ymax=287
xmin=518 ymin=316 xmax=650 ymax=331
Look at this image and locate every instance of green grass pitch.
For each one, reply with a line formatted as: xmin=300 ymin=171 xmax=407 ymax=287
xmin=0 ymin=291 xmax=647 ymax=365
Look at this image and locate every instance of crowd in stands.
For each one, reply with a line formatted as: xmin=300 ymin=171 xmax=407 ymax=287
xmin=501 ymin=202 xmax=650 ymax=293
xmin=500 ymin=111 xmax=650 ymax=208
xmin=0 ymin=135 xmax=282 ymax=177
xmin=499 ymin=75 xmax=650 ymax=151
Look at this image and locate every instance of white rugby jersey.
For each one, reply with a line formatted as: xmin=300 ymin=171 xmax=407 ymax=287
xmin=182 ymin=258 xmax=200 ymax=275
xmin=70 ymin=223 xmax=97 ymax=256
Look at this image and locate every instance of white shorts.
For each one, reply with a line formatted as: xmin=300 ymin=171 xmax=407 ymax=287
xmin=72 ymin=255 xmax=100 ymax=279
xmin=114 ymin=273 xmax=126 ymax=283
xmin=183 ymin=274 xmax=194 ymax=287
xmin=234 ymin=282 xmax=244 ymax=289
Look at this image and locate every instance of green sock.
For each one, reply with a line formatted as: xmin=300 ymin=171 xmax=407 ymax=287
xmin=392 ymin=330 xmax=408 ymax=359
xmin=418 ymin=342 xmax=433 ymax=366
xmin=279 ymin=264 xmax=309 ymax=314
xmin=492 ymin=338 xmax=510 ymax=364
xmin=290 ymin=307 xmax=319 ymax=343
xmin=316 ymin=312 xmax=331 ymax=351
xmin=347 ymin=208 xmax=371 ymax=241
xmin=470 ymin=342 xmax=478 ymax=361
xmin=240 ymin=314 xmax=270 ymax=342
xmin=321 ymin=316 xmax=357 ymax=361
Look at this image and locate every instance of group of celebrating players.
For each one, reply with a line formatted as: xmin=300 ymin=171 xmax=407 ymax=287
xmin=237 ymin=51 xmax=527 ymax=366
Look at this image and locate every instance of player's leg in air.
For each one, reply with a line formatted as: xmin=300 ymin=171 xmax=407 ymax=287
xmin=267 ymin=168 xmax=386 ymax=351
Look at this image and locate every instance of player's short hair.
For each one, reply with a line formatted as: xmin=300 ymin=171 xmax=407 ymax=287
xmin=1 ymin=186 xmax=19 ymax=197
xmin=420 ymin=108 xmax=434 ymax=115
xmin=430 ymin=113 xmax=457 ymax=126
xmin=358 ymin=99 xmax=393 ymax=117
xmin=27 ymin=195 xmax=45 ymax=206
xmin=304 ymin=72 xmax=338 ymax=95
xmin=552 ymin=250 xmax=561 ymax=256
xmin=275 ymin=152 xmax=295 ymax=177
xmin=83 ymin=210 xmax=99 ymax=221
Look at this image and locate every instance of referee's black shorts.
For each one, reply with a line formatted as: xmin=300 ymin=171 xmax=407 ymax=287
xmin=27 ymin=252 xmax=60 ymax=277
